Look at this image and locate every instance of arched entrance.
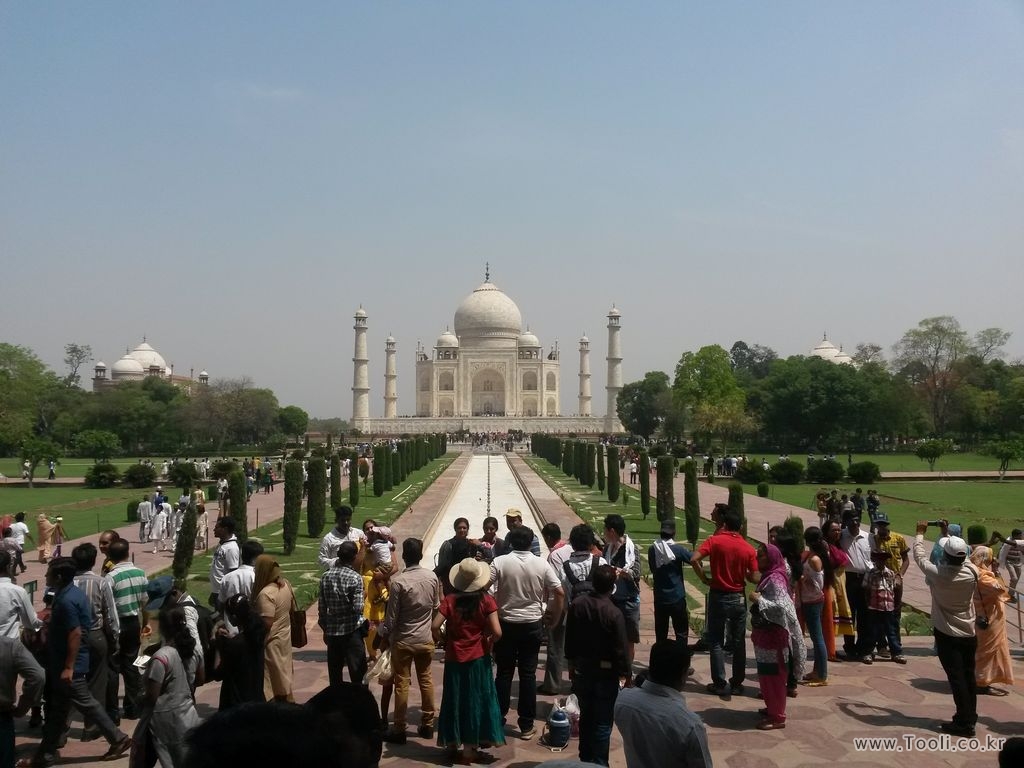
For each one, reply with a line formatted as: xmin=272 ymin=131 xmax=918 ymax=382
xmin=471 ymin=369 xmax=506 ymax=416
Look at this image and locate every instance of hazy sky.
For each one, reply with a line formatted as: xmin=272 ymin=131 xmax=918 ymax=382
xmin=3 ymin=2 xmax=1022 ymax=419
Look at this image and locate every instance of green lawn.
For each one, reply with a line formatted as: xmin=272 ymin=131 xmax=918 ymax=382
xmin=175 ymin=454 xmax=457 ymax=609
xmin=749 ymin=480 xmax=1024 ymax=540
xmin=0 ymin=486 xmax=151 ymax=541
xmin=0 ymin=457 xmax=164 ymax=478
xmin=759 ymin=451 xmax=1013 ymax=474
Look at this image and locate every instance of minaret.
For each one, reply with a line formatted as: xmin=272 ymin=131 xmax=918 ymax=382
xmin=351 ymin=306 xmax=370 ymax=426
xmin=578 ymin=335 xmax=592 ymax=416
xmin=384 ymin=335 xmax=397 ymax=419
xmin=605 ymin=306 xmax=622 ymax=432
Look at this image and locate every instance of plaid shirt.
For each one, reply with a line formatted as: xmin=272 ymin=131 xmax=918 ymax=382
xmin=863 ymin=566 xmax=896 ymax=612
xmin=317 ymin=564 xmax=364 ymax=637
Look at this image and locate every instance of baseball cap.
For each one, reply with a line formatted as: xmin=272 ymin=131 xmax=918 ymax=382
xmin=940 ymin=536 xmax=969 ymax=558
xmin=874 ymin=513 xmax=890 ymax=525
xmin=505 ymin=508 xmax=522 ymax=520
xmin=146 ymin=575 xmax=175 ymax=611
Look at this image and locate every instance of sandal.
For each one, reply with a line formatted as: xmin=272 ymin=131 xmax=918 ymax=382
xmin=16 ymin=758 xmax=55 ymax=768
xmin=756 ymin=719 xmax=786 ymax=730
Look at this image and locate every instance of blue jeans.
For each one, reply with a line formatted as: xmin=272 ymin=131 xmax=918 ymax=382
xmin=572 ymin=671 xmax=618 ymax=766
xmin=706 ymin=590 xmax=747 ymax=687
xmin=804 ymin=601 xmax=828 ymax=680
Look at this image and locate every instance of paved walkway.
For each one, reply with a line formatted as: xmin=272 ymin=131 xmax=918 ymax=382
xmin=13 ymin=453 xmax=1023 ymax=768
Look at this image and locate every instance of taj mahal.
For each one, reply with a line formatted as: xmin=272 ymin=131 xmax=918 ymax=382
xmin=349 ymin=270 xmax=624 ymax=435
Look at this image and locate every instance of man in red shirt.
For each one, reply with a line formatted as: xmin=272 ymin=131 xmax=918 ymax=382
xmin=690 ymin=508 xmax=759 ymax=697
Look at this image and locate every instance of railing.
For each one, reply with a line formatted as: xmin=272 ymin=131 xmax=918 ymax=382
xmin=1006 ymin=584 xmax=1022 ymax=645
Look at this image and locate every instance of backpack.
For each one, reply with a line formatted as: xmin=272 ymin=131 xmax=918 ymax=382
xmin=174 ymin=593 xmax=216 ymax=684
xmin=563 ymin=555 xmax=600 ymax=601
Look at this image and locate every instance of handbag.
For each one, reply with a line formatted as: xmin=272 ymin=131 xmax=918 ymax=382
xmin=290 ymin=592 xmax=308 ymax=648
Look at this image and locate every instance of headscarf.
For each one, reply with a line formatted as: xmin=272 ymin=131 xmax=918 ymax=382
xmin=758 ymin=543 xmax=789 ymax=594
xmin=251 ymin=554 xmax=282 ymax=598
xmin=969 ymin=545 xmax=993 ymax=570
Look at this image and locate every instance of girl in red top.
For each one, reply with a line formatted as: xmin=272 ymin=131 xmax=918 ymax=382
xmin=433 ymin=558 xmax=505 ymax=765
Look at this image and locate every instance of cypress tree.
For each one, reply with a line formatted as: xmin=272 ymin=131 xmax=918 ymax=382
xmin=684 ymin=459 xmax=700 ymax=546
xmin=283 ymin=460 xmax=303 ymax=554
xmin=172 ymin=494 xmax=198 ymax=589
xmin=303 ymin=434 xmax=310 ymax=454
xmin=728 ymin=482 xmax=746 ymax=537
xmin=573 ymin=442 xmax=583 ymax=482
xmin=349 ymin=454 xmax=361 ymax=508
xmin=607 ymin=445 xmax=620 ymax=502
xmin=562 ymin=442 xmax=573 ymax=476
xmin=585 ymin=443 xmax=596 ymax=488
xmin=394 ymin=446 xmax=405 ymax=485
xmin=597 ymin=443 xmax=606 ymax=492
xmin=656 ymin=455 xmax=675 ymax=523
xmin=330 ymin=455 xmax=342 ymax=510
xmin=383 ymin=447 xmax=394 ymax=492
xmin=373 ymin=446 xmax=385 ymax=497
xmin=639 ymin=450 xmax=651 ymax=519
xmin=306 ymin=457 xmax=327 ymax=537
xmin=227 ymin=470 xmax=248 ymax=542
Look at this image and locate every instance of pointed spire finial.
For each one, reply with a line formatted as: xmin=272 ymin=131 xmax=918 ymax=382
xmin=485 ymin=262 xmax=490 ymax=282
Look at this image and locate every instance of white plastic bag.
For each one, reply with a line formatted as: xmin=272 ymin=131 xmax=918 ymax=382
xmin=363 ymin=648 xmax=394 ymax=686
xmin=563 ymin=693 xmax=581 ymax=737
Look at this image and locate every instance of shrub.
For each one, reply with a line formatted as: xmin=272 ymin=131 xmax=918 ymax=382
xmin=607 ymin=446 xmax=620 ymax=502
xmin=807 ymin=458 xmax=845 ymax=484
xmin=733 ymin=462 xmax=768 ymax=485
xmin=683 ymin=459 xmax=700 ymax=546
xmin=306 ymin=458 xmax=327 ymax=538
xmin=563 ymin=442 xmax=574 ymax=477
xmin=167 ymin=461 xmax=199 ymax=491
xmin=656 ymin=455 xmax=674 ymax=523
xmin=349 ymin=454 xmax=360 ymax=508
xmin=330 ymin=455 xmax=342 ymax=509
xmin=585 ymin=443 xmax=596 ymax=488
xmin=227 ymin=470 xmax=248 ymax=542
xmin=283 ymin=461 xmax=303 ymax=555
xmin=126 ymin=500 xmax=139 ymax=522
xmin=847 ymin=461 xmax=881 ymax=484
xmin=84 ymin=462 xmax=121 ymax=489
xmin=966 ymin=524 xmax=988 ymax=546
xmin=782 ymin=514 xmax=805 ymax=554
xmin=770 ymin=459 xmax=805 ymax=485
xmin=122 ymin=463 xmax=158 ymax=489
xmin=639 ymin=450 xmax=651 ymax=519
xmin=372 ymin=447 xmax=385 ymax=497
xmin=597 ymin=444 xmax=606 ymax=492
xmin=757 ymin=481 xmax=770 ymax=498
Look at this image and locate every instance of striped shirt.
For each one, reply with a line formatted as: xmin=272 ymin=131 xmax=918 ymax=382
xmin=74 ymin=570 xmax=121 ymax=634
xmin=105 ymin=562 xmax=149 ymax=618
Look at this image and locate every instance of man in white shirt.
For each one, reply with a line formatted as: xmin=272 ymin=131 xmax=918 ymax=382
xmin=10 ymin=513 xmax=33 ymax=574
xmin=209 ymin=517 xmax=241 ymax=608
xmin=539 ymin=523 xmax=573 ymax=696
xmin=318 ymin=506 xmax=366 ymax=570
xmin=218 ymin=540 xmax=263 ymax=635
xmin=135 ymin=496 xmax=153 ymax=544
xmin=150 ymin=503 xmax=169 ymax=554
xmin=615 ymin=641 xmax=712 ymax=768
xmin=489 ymin=526 xmax=564 ymax=740
xmin=913 ymin=520 xmax=978 ymax=738
xmin=0 ymin=551 xmax=40 ymax=639
xmin=840 ymin=516 xmax=872 ymax=660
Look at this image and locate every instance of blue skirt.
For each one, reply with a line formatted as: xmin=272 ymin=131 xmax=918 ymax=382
xmin=437 ymin=655 xmax=506 ymax=749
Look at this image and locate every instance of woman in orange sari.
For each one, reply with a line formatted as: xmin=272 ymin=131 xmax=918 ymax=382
xmin=970 ymin=546 xmax=1014 ymax=695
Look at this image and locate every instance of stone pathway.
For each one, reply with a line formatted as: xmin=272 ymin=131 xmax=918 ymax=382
xmin=12 ymin=453 xmax=1023 ymax=768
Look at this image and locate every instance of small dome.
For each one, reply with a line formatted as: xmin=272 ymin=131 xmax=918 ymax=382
xmin=199 ymin=370 xmax=209 ymax=378
xmin=518 ymin=329 xmax=540 ymax=348
xmin=111 ymin=354 xmax=145 ymax=376
xmin=128 ymin=341 xmax=168 ymax=372
xmin=453 ymin=281 xmax=522 ymax=340
xmin=811 ymin=334 xmax=840 ymax=361
xmin=386 ymin=334 xmax=396 ymax=344
xmin=436 ymin=329 xmax=459 ymax=348
xmin=94 ymin=361 xmax=107 ymax=369
xmin=833 ymin=347 xmax=854 ymax=365
xmin=354 ymin=306 xmax=367 ymax=319
xmin=579 ymin=335 xmax=589 ymax=344
xmin=607 ymin=305 xmax=621 ymax=318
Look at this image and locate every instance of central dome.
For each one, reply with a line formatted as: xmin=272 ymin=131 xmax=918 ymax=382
xmin=453 ymin=281 xmax=523 ymax=341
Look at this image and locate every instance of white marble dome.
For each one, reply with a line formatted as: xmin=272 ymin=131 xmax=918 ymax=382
xmin=811 ymin=335 xmax=840 ymax=361
xmin=518 ymin=329 xmax=540 ymax=348
xmin=436 ymin=328 xmax=459 ymax=348
xmin=129 ymin=341 xmax=167 ymax=372
xmin=111 ymin=354 xmax=145 ymax=376
xmin=454 ymin=281 xmax=522 ymax=341
xmin=833 ymin=347 xmax=854 ymax=365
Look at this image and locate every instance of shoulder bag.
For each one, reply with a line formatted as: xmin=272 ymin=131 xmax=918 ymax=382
xmin=289 ymin=586 xmax=308 ymax=648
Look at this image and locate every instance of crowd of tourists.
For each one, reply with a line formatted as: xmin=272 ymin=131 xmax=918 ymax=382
xmin=2 ymin=476 xmax=1020 ymax=768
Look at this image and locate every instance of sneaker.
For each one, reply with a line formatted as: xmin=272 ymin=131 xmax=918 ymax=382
xmin=893 ymin=655 xmax=907 ymax=665
xmin=103 ymin=736 xmax=132 ymax=761
xmin=705 ymin=682 xmax=730 ymax=698
xmin=875 ymin=649 xmax=891 ymax=660
xmin=861 ymin=656 xmax=873 ymax=665
xmin=519 ymin=726 xmax=536 ymax=740
xmin=730 ymin=683 xmax=744 ymax=696
xmin=384 ymin=729 xmax=407 ymax=745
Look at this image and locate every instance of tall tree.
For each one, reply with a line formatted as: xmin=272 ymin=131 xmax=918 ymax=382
xmin=62 ymin=343 xmax=93 ymax=388
xmin=972 ymin=328 xmax=1012 ymax=362
xmin=852 ymin=343 xmax=885 ymax=366
xmin=278 ymin=405 xmax=309 ymax=442
xmin=892 ymin=316 xmax=970 ymax=436
xmin=617 ymin=371 xmax=671 ymax=439
xmin=673 ymin=345 xmax=745 ymax=414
